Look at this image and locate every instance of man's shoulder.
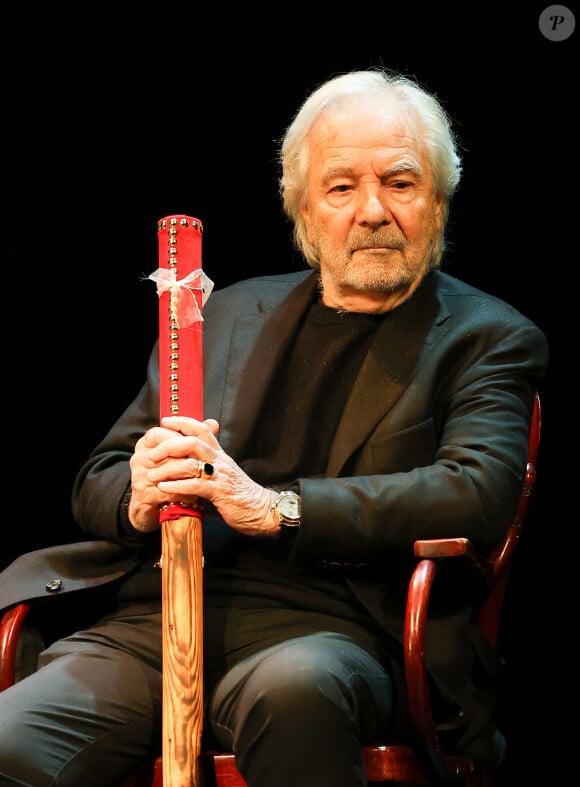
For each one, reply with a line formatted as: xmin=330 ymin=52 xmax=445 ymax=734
xmin=219 ymin=269 xmax=313 ymax=293
xmin=206 ymin=269 xmax=315 ymax=313
xmin=433 ymin=270 xmax=539 ymax=324
xmin=434 ymin=270 xmax=500 ymax=299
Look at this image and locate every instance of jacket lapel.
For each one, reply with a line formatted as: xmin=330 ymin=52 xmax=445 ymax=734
xmin=219 ymin=273 xmax=320 ymax=455
xmin=327 ymin=273 xmax=450 ymax=476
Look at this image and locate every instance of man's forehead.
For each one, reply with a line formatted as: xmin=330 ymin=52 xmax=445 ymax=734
xmin=310 ymin=96 xmax=420 ymax=155
xmin=310 ymin=126 xmax=423 ymax=176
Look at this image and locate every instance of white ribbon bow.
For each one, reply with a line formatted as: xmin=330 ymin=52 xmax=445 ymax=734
xmin=148 ymin=268 xmax=214 ymax=328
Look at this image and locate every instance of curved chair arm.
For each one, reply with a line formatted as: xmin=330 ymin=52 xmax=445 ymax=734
xmin=405 ymin=541 xmax=494 ymax=781
xmin=0 ymin=602 xmax=30 ymax=691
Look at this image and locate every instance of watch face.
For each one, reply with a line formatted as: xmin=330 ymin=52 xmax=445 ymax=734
xmin=278 ymin=493 xmax=301 ymax=522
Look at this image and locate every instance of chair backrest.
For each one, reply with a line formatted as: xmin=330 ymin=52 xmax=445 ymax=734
xmin=478 ymin=391 xmax=541 ymax=645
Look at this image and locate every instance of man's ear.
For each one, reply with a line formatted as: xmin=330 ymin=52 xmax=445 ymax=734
xmin=300 ymin=204 xmax=312 ymax=241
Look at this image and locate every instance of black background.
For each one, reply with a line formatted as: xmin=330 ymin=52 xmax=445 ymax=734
xmin=4 ymin=5 xmax=573 ymax=783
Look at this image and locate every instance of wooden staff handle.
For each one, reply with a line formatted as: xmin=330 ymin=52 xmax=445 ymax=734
xmin=155 ymin=215 xmax=207 ymax=786
xmin=161 ymin=508 xmax=204 ymax=786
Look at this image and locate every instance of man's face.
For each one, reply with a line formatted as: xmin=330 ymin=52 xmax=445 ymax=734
xmin=300 ymin=95 xmax=444 ymax=312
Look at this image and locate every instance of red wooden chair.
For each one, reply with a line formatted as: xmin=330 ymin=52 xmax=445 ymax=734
xmin=0 ymin=393 xmax=542 ymax=786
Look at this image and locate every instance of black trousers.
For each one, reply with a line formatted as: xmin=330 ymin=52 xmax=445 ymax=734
xmin=0 ymin=604 xmax=396 ymax=787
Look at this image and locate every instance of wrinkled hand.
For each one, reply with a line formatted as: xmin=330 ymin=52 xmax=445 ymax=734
xmin=128 ymin=416 xmax=278 ymax=536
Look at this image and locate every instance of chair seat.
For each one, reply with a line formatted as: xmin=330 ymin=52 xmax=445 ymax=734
xmin=126 ymin=748 xmax=431 ymax=787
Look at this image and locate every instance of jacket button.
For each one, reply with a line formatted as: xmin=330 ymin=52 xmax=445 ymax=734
xmin=45 ymin=579 xmax=63 ymax=592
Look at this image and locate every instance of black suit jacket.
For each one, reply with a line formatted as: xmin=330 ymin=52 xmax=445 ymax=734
xmin=0 ymin=269 xmax=548 ymax=759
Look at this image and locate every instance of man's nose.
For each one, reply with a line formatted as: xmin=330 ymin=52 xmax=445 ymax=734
xmin=357 ymin=188 xmax=390 ymax=226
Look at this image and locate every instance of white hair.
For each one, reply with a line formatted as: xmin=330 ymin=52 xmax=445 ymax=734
xmin=279 ymin=68 xmax=463 ymax=269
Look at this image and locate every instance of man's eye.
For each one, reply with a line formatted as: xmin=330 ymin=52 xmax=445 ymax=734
xmin=330 ymin=184 xmax=351 ymax=193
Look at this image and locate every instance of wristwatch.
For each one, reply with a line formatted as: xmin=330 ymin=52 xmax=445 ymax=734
xmin=273 ymin=490 xmax=302 ymax=528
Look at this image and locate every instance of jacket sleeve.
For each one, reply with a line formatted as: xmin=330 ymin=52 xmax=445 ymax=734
xmin=292 ymin=313 xmax=548 ymax=567
xmin=71 ymin=342 xmax=161 ymax=548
